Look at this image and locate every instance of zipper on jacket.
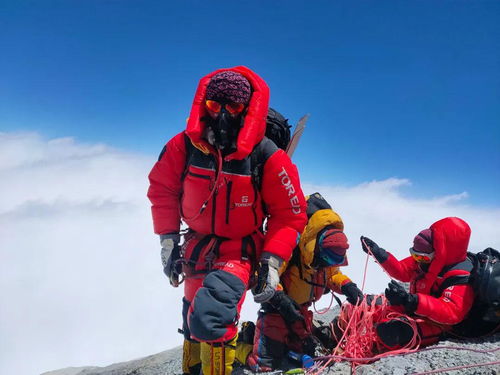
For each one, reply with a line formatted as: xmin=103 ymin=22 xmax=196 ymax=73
xmin=251 ymin=181 xmax=258 ymax=226
xmin=187 ymin=171 xmax=211 ymax=180
xmin=225 ymin=181 xmax=233 ymax=225
xmin=211 ymin=187 xmax=217 ymax=234
xmin=210 ymin=152 xmax=220 ymax=234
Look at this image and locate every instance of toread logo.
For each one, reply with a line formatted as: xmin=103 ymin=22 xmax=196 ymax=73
xmin=234 ymin=195 xmax=252 ymax=208
xmin=278 ymin=167 xmax=301 ymax=214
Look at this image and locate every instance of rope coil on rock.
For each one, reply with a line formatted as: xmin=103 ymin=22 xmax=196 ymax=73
xmin=306 ymin=243 xmax=500 ymax=374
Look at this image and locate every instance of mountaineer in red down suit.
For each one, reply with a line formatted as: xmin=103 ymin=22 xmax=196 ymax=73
xmin=360 ymin=217 xmax=475 ymax=349
xmin=147 ymin=66 xmax=307 ymax=375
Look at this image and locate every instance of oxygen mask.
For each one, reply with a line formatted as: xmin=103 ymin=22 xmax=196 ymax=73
xmin=205 ymin=99 xmax=245 ymax=153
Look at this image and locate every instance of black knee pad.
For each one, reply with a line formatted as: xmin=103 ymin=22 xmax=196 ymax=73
xmin=189 ymin=270 xmax=245 ymax=341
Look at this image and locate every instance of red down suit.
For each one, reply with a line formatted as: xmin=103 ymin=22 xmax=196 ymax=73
xmin=147 ymin=66 xmax=307 ymax=344
xmin=380 ymin=217 xmax=475 ymax=344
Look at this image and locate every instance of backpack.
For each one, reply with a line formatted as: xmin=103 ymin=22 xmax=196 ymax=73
xmin=265 ymin=107 xmax=292 ymax=151
xmin=468 ymin=248 xmax=500 ymax=321
xmin=452 ymin=247 xmax=500 ymax=337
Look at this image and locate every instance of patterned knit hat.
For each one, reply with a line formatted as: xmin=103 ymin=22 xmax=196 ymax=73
xmin=206 ymin=71 xmax=252 ymax=104
xmin=413 ymin=229 xmax=434 ymax=253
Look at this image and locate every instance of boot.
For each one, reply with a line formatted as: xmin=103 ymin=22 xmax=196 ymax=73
xmin=312 ymin=317 xmax=343 ymax=351
xmin=235 ymin=321 xmax=255 ymax=365
xmin=182 ymin=339 xmax=201 ymax=375
xmin=376 ymin=318 xmax=414 ymax=349
xmin=200 ymin=335 xmax=237 ymax=375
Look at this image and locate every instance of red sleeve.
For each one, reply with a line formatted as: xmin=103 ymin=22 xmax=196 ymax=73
xmin=416 ymin=284 xmax=475 ymax=325
xmin=260 ymin=150 xmax=307 ymax=261
xmin=147 ymin=132 xmax=187 ymax=235
xmin=379 ymin=254 xmax=418 ymax=282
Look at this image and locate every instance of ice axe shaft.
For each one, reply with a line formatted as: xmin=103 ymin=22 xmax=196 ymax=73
xmin=286 ymin=114 xmax=309 ymax=158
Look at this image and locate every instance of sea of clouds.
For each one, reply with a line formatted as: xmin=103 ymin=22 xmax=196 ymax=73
xmin=1 ymin=132 xmax=499 ymax=375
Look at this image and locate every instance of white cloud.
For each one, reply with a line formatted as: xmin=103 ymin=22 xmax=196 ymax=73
xmin=300 ymin=181 xmax=500 ymax=303
xmin=0 ymin=132 xmax=499 ymax=375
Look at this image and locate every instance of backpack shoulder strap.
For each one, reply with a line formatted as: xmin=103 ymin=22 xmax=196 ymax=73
xmin=182 ymin=133 xmax=195 ymax=181
xmin=250 ymin=136 xmax=278 ymax=190
xmin=435 ymin=258 xmax=473 ymax=296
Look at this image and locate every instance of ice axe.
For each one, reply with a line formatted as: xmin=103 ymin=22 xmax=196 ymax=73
xmin=286 ymin=114 xmax=309 ymax=158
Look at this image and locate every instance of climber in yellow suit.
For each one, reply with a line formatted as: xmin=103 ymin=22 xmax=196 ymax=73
xmin=237 ymin=192 xmax=363 ymax=371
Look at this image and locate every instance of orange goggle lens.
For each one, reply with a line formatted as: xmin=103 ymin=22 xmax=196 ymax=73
xmin=225 ymin=102 xmax=245 ymax=115
xmin=205 ymin=100 xmax=222 ymax=113
xmin=410 ymin=247 xmax=434 ymax=263
xmin=205 ymin=100 xmax=245 ymax=115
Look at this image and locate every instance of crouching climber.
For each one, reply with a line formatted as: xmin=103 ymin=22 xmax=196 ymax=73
xmin=235 ymin=192 xmax=363 ymax=371
xmin=360 ymin=217 xmax=475 ymax=350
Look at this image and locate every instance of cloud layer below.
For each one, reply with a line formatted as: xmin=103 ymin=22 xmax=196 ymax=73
xmin=1 ymin=132 xmax=499 ymax=375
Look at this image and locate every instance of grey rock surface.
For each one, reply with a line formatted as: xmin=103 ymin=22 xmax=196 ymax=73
xmin=43 ymin=307 xmax=499 ymax=375
xmin=41 ymin=336 xmax=500 ymax=375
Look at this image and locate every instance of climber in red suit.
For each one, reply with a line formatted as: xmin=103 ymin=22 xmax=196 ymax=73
xmin=147 ymin=66 xmax=307 ymax=375
xmin=361 ymin=217 xmax=475 ymax=349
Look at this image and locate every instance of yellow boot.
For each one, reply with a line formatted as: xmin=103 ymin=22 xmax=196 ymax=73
xmin=235 ymin=321 xmax=255 ymax=366
xmin=200 ymin=335 xmax=237 ymax=375
xmin=235 ymin=341 xmax=252 ymax=367
xmin=182 ymin=339 xmax=201 ymax=375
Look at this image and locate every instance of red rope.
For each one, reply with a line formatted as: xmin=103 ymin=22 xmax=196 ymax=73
xmin=313 ymin=291 xmax=335 ymax=315
xmin=308 ymin=246 xmax=421 ymax=375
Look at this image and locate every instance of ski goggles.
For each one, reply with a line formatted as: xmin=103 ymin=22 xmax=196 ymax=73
xmin=318 ymin=248 xmax=347 ymax=267
xmin=205 ymin=100 xmax=246 ymax=115
xmin=410 ymin=247 xmax=435 ymax=263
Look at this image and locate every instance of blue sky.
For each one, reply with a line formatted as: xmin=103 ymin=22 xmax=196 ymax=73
xmin=1 ymin=3 xmax=500 ymax=373
xmin=1 ymin=0 xmax=499 ymax=206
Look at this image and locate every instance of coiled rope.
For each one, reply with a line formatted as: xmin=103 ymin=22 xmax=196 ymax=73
xmin=306 ymin=243 xmax=500 ymax=374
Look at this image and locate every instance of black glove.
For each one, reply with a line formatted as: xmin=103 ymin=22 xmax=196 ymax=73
xmin=385 ymin=280 xmax=418 ymax=314
xmin=269 ymin=291 xmax=304 ymax=324
xmin=341 ymin=282 xmax=364 ymax=305
xmin=160 ymin=233 xmax=183 ymax=287
xmin=360 ymin=236 xmax=389 ymax=263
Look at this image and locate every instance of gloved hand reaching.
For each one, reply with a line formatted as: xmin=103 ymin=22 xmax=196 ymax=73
xmin=360 ymin=236 xmax=389 ymax=263
xmin=160 ymin=233 xmax=182 ymax=287
xmin=341 ymin=282 xmax=364 ymax=305
xmin=252 ymin=252 xmax=283 ymax=303
xmin=385 ymin=280 xmax=418 ymax=314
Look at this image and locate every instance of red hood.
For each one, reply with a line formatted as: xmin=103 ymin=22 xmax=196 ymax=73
xmin=419 ymin=217 xmax=471 ymax=293
xmin=185 ymin=66 xmax=270 ymax=160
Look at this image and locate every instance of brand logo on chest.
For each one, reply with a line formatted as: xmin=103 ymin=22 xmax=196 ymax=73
xmin=234 ymin=195 xmax=253 ymax=207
